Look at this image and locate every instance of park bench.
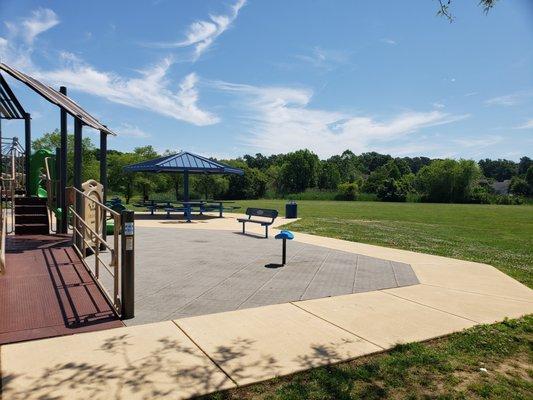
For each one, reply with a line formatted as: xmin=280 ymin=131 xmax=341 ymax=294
xmin=237 ymin=208 xmax=278 ymax=238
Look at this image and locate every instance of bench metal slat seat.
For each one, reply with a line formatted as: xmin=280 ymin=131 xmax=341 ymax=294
xmin=237 ymin=207 xmax=278 ymax=238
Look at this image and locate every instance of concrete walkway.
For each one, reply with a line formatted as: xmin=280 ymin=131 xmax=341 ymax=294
xmin=1 ymin=213 xmax=532 ymax=399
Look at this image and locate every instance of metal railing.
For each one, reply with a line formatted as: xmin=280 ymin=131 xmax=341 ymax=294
xmin=69 ymin=186 xmax=123 ymax=314
xmin=0 ymin=203 xmax=6 ymax=275
xmin=43 ymin=157 xmax=58 ymax=233
xmin=1 ymin=137 xmax=24 ymax=234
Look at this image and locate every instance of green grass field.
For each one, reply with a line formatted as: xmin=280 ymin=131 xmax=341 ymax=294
xmin=197 ymin=199 xmax=532 ymax=399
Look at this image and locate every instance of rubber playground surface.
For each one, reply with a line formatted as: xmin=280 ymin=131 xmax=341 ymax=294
xmin=1 ymin=213 xmax=532 ymax=400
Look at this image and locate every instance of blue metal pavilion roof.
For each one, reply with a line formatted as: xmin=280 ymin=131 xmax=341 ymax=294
xmin=123 ymin=151 xmax=244 ymax=175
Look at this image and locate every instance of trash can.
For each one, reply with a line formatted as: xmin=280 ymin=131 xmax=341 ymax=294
xmin=285 ymin=201 xmax=298 ymax=218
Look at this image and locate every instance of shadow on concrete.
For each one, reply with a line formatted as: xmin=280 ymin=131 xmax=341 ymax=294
xmin=264 ymin=263 xmax=284 ymax=269
xmin=1 ymin=318 xmax=370 ymax=399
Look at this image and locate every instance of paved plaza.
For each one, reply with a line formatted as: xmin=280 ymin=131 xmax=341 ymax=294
xmin=130 ymin=227 xmax=419 ymax=324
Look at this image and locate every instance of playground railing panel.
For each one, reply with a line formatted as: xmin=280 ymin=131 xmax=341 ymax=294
xmin=69 ymin=186 xmax=122 ymax=315
xmin=43 ymin=157 xmax=58 ymax=232
xmin=0 ymin=204 xmax=6 ymax=275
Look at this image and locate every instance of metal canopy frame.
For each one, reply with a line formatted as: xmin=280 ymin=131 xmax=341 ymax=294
xmin=124 ymin=151 xmax=244 ymax=175
xmin=0 ymin=74 xmax=26 ymax=120
xmin=124 ymin=151 xmax=244 ymax=202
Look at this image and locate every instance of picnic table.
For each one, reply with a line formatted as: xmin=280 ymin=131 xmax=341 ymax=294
xmin=142 ymin=200 xmax=174 ymax=215
xmin=164 ymin=200 xmax=240 ymax=222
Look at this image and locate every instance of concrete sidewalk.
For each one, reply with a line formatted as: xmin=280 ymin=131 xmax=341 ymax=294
xmin=1 ymin=214 xmax=532 ymax=399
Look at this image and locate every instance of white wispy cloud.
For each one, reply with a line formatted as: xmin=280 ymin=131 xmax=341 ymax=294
xmin=212 ymin=81 xmax=469 ymax=157
xmin=147 ymin=0 xmax=246 ymax=61
xmin=515 ymin=119 xmax=533 ymax=129
xmin=115 ymin=123 xmax=151 ymax=138
xmin=1 ymin=9 xmax=218 ymax=126
xmin=35 ymin=56 xmax=218 ymax=126
xmin=5 ymin=8 xmax=59 ymax=44
xmin=380 ymin=38 xmax=397 ymax=45
xmin=485 ymin=91 xmax=533 ymax=106
xmin=452 ymin=135 xmax=502 ymax=148
xmin=294 ymin=46 xmax=350 ymax=70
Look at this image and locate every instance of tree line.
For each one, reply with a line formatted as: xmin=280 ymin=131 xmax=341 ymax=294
xmin=33 ymin=130 xmax=533 ymax=205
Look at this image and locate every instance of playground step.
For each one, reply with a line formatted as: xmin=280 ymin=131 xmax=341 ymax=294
xmin=15 ymin=204 xmax=48 ymax=214
xmin=14 ymin=223 xmax=49 ymax=235
xmin=14 ymin=196 xmax=47 ymax=206
xmin=15 ymin=214 xmax=48 ymax=224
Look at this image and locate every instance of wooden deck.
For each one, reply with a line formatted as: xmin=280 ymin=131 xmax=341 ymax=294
xmin=0 ymin=234 xmax=123 ymax=345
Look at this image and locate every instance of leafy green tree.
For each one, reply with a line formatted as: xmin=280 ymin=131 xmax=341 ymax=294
xmin=362 ymin=159 xmax=411 ymax=194
xmin=194 ymin=174 xmax=229 ymax=200
xmin=108 ymin=152 xmax=141 ymax=203
xmin=318 ymin=161 xmax=341 ymax=190
xmin=278 ymin=149 xmax=319 ymax=193
xmin=327 ymin=150 xmax=362 ymax=183
xmin=478 ymin=159 xmax=517 ymax=181
xmin=358 ymin=152 xmax=393 ymax=174
xmin=415 ymin=159 xmax=481 ymax=203
xmin=518 ymin=156 xmax=532 ymax=175
xmin=526 ymin=165 xmax=533 ymax=189
xmin=436 ymin=0 xmax=498 ymax=22
xmin=32 ymin=129 xmax=99 ymax=183
xmin=224 ymin=160 xmax=267 ymax=199
xmin=401 ymin=156 xmax=432 ymax=174
xmin=509 ymin=176 xmax=530 ymax=196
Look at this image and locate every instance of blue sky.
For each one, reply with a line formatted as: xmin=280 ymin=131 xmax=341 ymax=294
xmin=1 ymin=0 xmax=532 ymax=160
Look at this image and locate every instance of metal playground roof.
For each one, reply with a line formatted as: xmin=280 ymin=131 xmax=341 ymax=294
xmin=0 ymin=73 xmax=26 ymax=119
xmin=124 ymin=151 xmax=244 ymax=175
xmin=0 ymin=62 xmax=115 ymax=135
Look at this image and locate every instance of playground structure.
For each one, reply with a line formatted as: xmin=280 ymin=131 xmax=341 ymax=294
xmin=0 ymin=61 xmax=136 ymax=342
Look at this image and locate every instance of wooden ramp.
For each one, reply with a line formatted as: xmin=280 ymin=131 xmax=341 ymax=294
xmin=0 ymin=234 xmax=123 ymax=345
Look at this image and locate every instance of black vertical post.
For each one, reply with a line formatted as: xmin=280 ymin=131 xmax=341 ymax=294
xmin=282 ymin=238 xmax=287 ymax=265
xmin=100 ymin=129 xmax=107 ymax=240
xmin=183 ymin=171 xmax=189 ymax=202
xmin=59 ymin=86 xmax=68 ymax=234
xmin=120 ymin=210 xmax=135 ymax=319
xmin=73 ymin=117 xmax=83 ymax=248
xmin=24 ymin=113 xmax=31 ymax=195
xmin=55 ymin=147 xmax=60 ymax=214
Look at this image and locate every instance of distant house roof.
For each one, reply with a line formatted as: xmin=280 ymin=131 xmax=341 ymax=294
xmin=491 ymin=179 xmax=511 ymax=195
xmin=123 ymin=151 xmax=244 ymax=175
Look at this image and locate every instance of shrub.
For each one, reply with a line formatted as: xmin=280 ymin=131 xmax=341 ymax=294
xmin=509 ymin=176 xmax=530 ymax=196
xmin=376 ymin=178 xmax=407 ymax=202
xmin=415 ymin=159 xmax=481 ymax=203
xmin=337 ymin=182 xmax=358 ymax=200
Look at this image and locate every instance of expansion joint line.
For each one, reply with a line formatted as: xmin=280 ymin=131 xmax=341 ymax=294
xmin=381 ymin=288 xmax=480 ymax=323
xmin=236 ymin=245 xmax=308 ymax=309
xmin=299 ymin=251 xmax=331 ymax=300
xmin=171 ymin=320 xmax=239 ymax=387
xmin=421 ymin=283 xmax=533 ymax=304
xmin=290 ymin=302 xmax=385 ymax=350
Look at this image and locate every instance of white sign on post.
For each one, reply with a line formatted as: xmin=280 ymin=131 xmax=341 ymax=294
xmin=124 ymin=222 xmax=134 ymax=236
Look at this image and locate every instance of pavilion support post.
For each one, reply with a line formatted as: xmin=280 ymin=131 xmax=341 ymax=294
xmin=74 ymin=118 xmax=83 ymax=248
xmin=24 ymin=113 xmax=31 ymax=195
xmin=59 ymin=86 xmax=68 ymax=234
xmin=100 ymin=129 xmax=107 ymax=240
xmin=183 ymin=171 xmax=189 ymax=202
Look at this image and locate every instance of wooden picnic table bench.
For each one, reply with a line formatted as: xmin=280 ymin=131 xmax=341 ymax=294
xmin=237 ymin=207 xmax=278 ymax=238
